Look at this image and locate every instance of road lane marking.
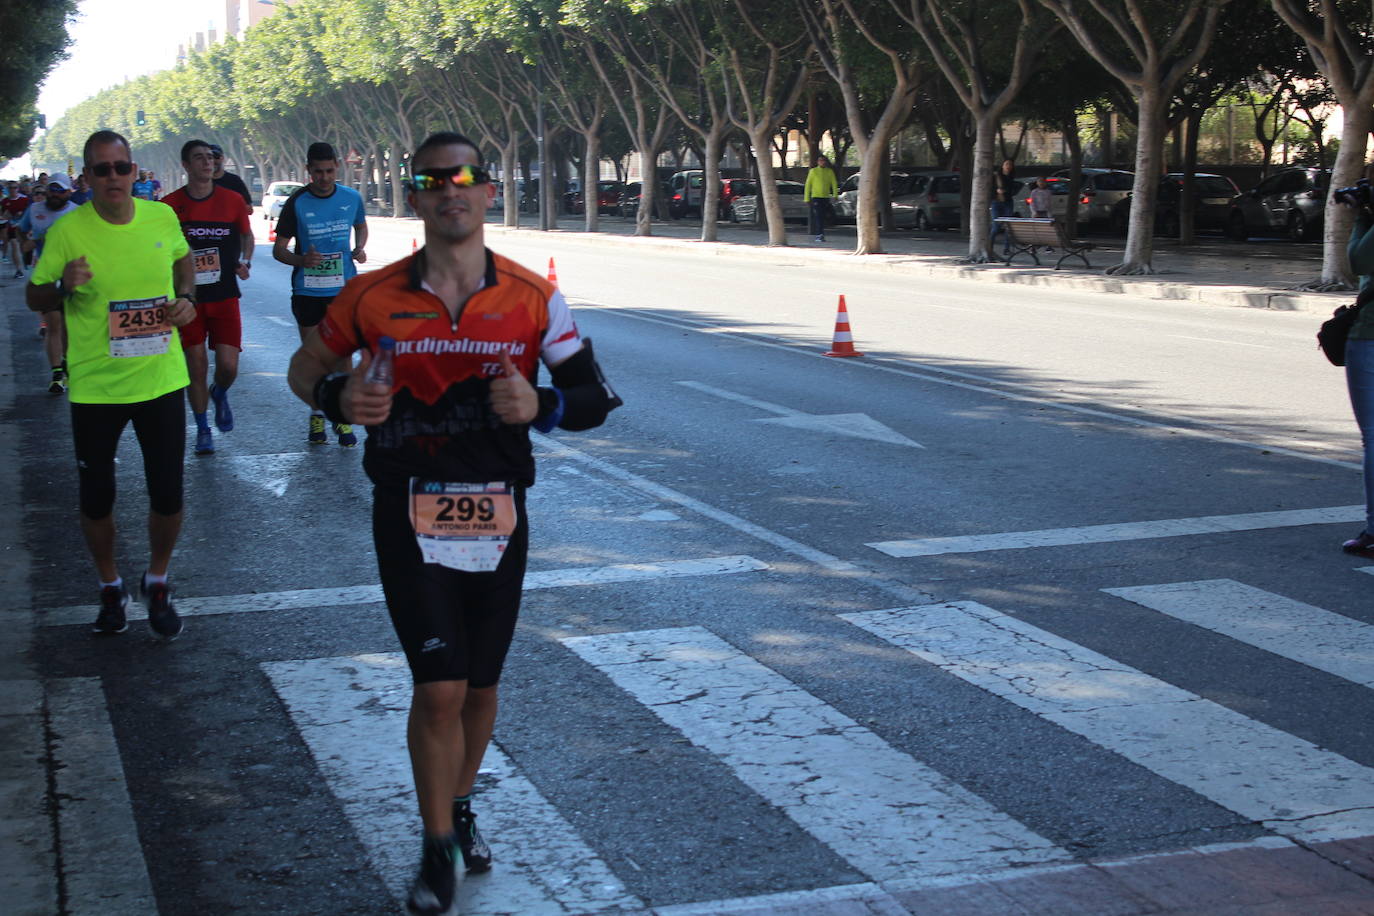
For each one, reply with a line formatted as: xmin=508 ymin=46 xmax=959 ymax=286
xmin=42 ymin=555 xmax=770 ymax=627
xmin=1104 ymin=579 xmax=1374 ymax=688
xmin=49 ymin=678 xmax=159 ymax=916
xmin=263 ymin=654 xmax=639 ymax=914
xmin=1170 ymin=335 xmax=1274 ymax=349
xmin=562 ymin=625 xmax=1066 ymax=880
xmin=677 ymin=380 xmax=924 ymax=448
xmin=262 ymin=315 xmax=294 ymax=327
xmin=842 ymin=602 xmax=1374 ymax=843
xmin=582 ymin=305 xmax=1362 ymax=470
xmin=1359 ymin=567 xmax=1374 ymax=577
xmin=533 ymin=432 xmax=861 ymax=573
xmin=866 ymin=505 xmax=1365 ymax=558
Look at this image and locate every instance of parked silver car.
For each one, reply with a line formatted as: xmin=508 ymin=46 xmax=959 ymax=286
xmin=1011 ymin=177 xmax=1070 ymax=219
xmin=1228 ymin=166 xmax=1329 ymax=241
xmin=834 ymin=171 xmax=931 ymax=227
xmin=729 ymin=180 xmax=808 ymax=224
xmin=1052 ymin=168 xmax=1135 ymax=229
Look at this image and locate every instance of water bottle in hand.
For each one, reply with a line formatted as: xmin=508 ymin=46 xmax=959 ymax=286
xmin=366 ymin=336 xmax=396 ymax=387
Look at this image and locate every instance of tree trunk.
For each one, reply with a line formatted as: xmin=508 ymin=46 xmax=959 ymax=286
xmin=1063 ymin=118 xmax=1083 ymax=238
xmin=1113 ymin=86 xmax=1165 ymax=275
xmin=582 ymin=131 xmax=600 ymax=233
xmin=965 ymin=113 xmax=998 ymax=262
xmin=389 ymin=148 xmax=405 ymax=219
xmin=1178 ymin=109 xmax=1203 ymax=246
xmin=636 ymin=145 xmax=657 ymax=237
xmin=501 ymin=139 xmax=519 ymax=228
xmin=750 ymin=127 xmax=789 ymax=247
xmin=700 ymin=129 xmax=724 ymax=242
xmin=854 ymin=137 xmax=887 ymax=255
xmin=1314 ymin=110 xmax=1371 ymax=289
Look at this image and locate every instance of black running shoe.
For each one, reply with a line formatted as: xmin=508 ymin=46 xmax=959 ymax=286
xmin=406 ymin=835 xmax=458 ymax=915
xmin=92 ymin=584 xmax=129 ymax=635
xmin=141 ymin=573 xmax=184 ymax=641
xmin=454 ymin=804 xmax=492 ymax=873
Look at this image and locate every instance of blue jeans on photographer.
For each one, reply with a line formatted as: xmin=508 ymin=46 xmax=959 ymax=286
xmin=1348 ymin=338 xmax=1374 ymax=533
xmin=809 ymin=199 xmax=832 ymax=240
xmin=990 ymin=200 xmax=1013 ymax=252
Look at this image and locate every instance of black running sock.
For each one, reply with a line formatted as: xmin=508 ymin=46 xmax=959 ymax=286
xmin=453 ymin=794 xmax=472 ymax=814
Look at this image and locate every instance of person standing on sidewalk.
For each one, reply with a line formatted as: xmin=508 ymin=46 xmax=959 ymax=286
xmin=25 ymin=129 xmax=197 ymax=639
xmin=804 ymin=155 xmax=838 ymax=243
xmin=991 ymin=158 xmax=1017 ymax=255
xmin=162 ymin=139 xmax=254 ymax=455
xmin=18 ymin=175 xmax=80 ymax=392
xmin=273 ymin=141 xmax=368 ymax=447
xmin=1340 ymin=196 xmax=1374 ymax=558
xmin=287 ymin=131 xmax=619 ymax=915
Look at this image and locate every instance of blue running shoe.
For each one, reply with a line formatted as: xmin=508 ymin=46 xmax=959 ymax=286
xmin=92 ymin=584 xmax=129 ymax=635
xmin=334 ymin=423 xmax=357 ymax=448
xmin=308 ymin=415 xmax=327 ymax=445
xmin=195 ymin=426 xmax=214 ymax=455
xmin=209 ymin=383 xmax=234 ymax=432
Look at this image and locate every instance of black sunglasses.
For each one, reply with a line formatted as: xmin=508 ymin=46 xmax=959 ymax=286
xmin=90 ymin=161 xmax=135 ymax=177
xmin=408 ymin=165 xmax=491 ymax=192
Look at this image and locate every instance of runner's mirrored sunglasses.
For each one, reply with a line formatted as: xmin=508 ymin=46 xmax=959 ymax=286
xmin=408 ymin=165 xmax=491 ymax=192
xmin=89 ymin=161 xmax=135 ymax=177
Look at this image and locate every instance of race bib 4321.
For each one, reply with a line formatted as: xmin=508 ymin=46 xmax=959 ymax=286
xmin=302 ymin=251 xmax=344 ymax=289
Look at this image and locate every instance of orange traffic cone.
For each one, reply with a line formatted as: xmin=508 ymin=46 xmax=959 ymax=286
xmin=824 ymin=295 xmax=863 ymax=357
xmin=547 ymin=257 xmax=558 ymax=287
xmin=267 ymin=223 xmax=275 ymax=242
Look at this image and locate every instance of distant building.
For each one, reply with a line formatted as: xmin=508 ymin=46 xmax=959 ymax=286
xmin=176 ymin=0 xmax=297 ymax=64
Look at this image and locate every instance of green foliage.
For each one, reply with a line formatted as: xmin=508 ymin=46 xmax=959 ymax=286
xmin=0 ymin=0 xmax=77 ymax=158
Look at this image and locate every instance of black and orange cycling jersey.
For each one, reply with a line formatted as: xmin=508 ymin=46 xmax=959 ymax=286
xmin=317 ymin=249 xmax=582 ymax=488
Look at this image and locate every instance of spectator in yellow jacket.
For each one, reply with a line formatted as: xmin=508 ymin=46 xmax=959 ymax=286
xmin=804 ymin=156 xmax=838 ymax=242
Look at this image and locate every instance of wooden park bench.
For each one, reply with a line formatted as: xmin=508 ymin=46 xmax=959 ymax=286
xmin=994 ymin=217 xmax=1094 ymax=269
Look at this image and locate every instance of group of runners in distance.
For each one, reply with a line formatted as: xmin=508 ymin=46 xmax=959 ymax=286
xmin=23 ymin=128 xmax=620 ymax=915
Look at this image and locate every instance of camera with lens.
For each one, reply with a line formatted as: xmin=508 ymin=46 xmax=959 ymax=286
xmin=1333 ymin=178 xmax=1373 ymax=207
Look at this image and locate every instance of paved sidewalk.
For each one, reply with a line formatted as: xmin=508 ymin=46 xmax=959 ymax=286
xmin=472 ymin=211 xmax=1351 ymax=315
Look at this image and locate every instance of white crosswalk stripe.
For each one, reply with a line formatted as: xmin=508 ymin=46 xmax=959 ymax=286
xmin=1104 ymin=579 xmax=1374 ymax=688
xmin=262 ymin=654 xmax=640 ymax=916
xmin=562 ymin=626 xmax=1067 ymax=881
xmin=841 ymin=600 xmax=1374 ymax=844
xmin=44 ymin=555 xmax=769 ymax=627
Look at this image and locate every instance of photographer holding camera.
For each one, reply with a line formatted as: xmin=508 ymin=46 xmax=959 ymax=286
xmin=1336 ymin=177 xmax=1374 ymax=557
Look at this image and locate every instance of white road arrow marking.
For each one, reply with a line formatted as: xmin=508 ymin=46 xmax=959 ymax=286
xmin=676 ymin=380 xmax=924 ymax=449
xmin=223 ymin=452 xmax=309 ymax=497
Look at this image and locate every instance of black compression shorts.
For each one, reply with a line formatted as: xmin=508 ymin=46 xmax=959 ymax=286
xmin=291 ymin=293 xmax=335 ymax=328
xmin=70 ymin=389 xmax=186 ymax=519
xmin=372 ymin=485 xmax=528 ymax=686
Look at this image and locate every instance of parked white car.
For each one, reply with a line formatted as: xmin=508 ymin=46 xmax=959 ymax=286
xmin=729 ymin=180 xmax=808 ymax=224
xmin=264 ymin=181 xmax=303 ymax=220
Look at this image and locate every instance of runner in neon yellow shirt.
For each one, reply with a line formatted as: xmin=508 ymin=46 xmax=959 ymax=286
xmin=26 ymin=129 xmax=198 ymax=641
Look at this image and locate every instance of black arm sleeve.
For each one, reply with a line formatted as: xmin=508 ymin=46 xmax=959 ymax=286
xmin=547 ymin=338 xmax=622 ymax=431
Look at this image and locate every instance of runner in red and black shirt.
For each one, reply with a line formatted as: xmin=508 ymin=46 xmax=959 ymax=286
xmin=288 ymin=131 xmax=619 ymax=916
xmin=162 ymin=139 xmax=254 ymax=455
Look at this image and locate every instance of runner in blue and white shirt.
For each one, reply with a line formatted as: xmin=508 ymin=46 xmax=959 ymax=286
xmin=271 ymin=141 xmax=369 ymax=447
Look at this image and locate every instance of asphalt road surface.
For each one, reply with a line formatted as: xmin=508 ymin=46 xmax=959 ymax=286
xmin=8 ymin=216 xmax=1372 ymax=915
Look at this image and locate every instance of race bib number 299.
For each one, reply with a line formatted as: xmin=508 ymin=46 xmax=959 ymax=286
xmin=409 ymin=480 xmax=517 ymax=572
xmin=108 ymin=297 xmax=173 ymax=358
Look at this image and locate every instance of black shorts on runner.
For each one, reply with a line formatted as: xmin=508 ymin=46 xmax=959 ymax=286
xmin=70 ymin=389 xmax=186 ymax=520
xmin=372 ymin=485 xmax=529 ymax=686
xmin=291 ymin=293 xmax=336 ymax=328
